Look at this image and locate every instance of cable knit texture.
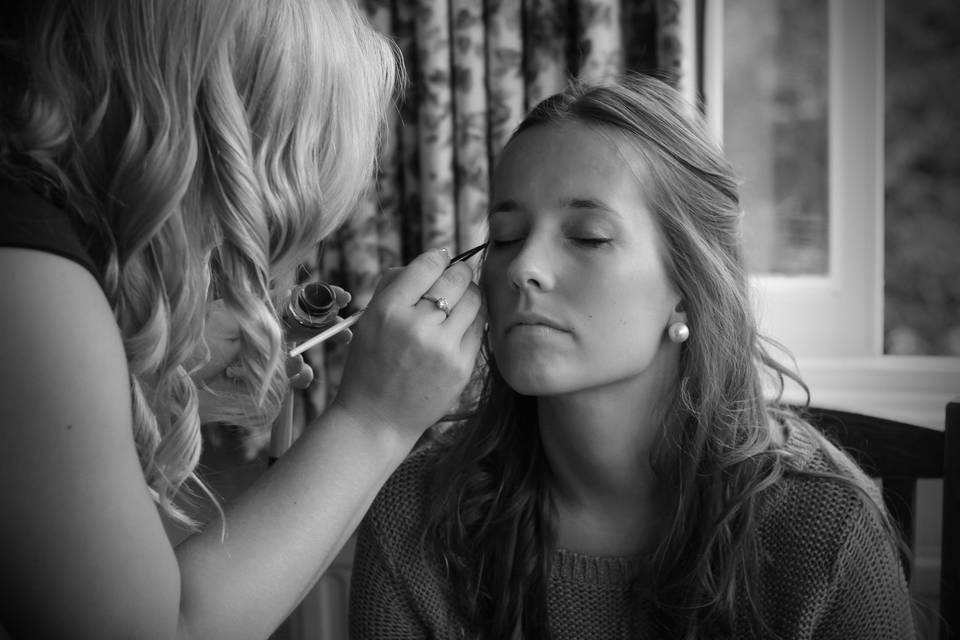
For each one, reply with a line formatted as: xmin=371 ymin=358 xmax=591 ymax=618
xmin=348 ymin=427 xmax=916 ymax=639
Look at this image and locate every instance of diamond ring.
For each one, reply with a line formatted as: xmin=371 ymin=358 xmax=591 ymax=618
xmin=420 ymin=294 xmax=451 ymax=317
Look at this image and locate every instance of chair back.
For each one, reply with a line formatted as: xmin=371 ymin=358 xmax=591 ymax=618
xmin=801 ymin=403 xmax=958 ymax=639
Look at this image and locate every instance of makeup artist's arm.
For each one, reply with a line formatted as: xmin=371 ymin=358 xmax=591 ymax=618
xmin=0 ymin=247 xmax=483 ymax=640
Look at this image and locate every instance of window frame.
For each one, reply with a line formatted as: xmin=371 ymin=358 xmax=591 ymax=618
xmin=702 ymin=0 xmax=960 ymax=430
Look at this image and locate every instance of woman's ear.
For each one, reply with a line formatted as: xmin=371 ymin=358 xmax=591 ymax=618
xmin=667 ymin=300 xmax=690 ymax=344
xmin=671 ymin=299 xmax=688 ymax=323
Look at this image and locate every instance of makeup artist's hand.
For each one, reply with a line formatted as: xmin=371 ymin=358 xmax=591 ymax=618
xmin=331 ymin=248 xmax=485 ymax=442
xmin=188 ymin=292 xmax=349 ymax=426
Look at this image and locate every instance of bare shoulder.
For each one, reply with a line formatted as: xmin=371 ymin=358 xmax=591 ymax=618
xmin=0 ymin=247 xmax=129 ymax=433
xmin=0 ymin=248 xmax=179 ymax=636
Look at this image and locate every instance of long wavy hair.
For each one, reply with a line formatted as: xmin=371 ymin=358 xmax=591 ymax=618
xmin=426 ymin=74 xmax=899 ymax=638
xmin=0 ymin=0 xmax=399 ymax=526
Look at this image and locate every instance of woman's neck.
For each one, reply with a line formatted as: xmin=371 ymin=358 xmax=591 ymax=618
xmin=539 ymin=391 xmax=656 ymax=505
xmin=537 ymin=372 xmax=674 ymax=556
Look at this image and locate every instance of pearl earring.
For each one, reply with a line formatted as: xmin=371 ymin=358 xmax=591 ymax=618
xmin=668 ymin=322 xmax=690 ymax=343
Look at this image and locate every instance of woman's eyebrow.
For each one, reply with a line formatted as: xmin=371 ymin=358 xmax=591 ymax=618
xmin=489 ymin=197 xmax=621 ymax=218
xmin=489 ymin=199 xmax=521 ymax=216
xmin=562 ymin=197 xmax=619 ymax=216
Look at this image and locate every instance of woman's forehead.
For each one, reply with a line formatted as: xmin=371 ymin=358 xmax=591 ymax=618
xmin=491 ymin=122 xmax=653 ymax=208
xmin=498 ymin=120 xmax=650 ymax=176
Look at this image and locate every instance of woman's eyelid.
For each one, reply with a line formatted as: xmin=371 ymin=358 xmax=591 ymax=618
xmin=569 ymin=227 xmax=614 ymax=238
xmin=489 ymin=225 xmax=526 ymax=243
xmin=563 ymin=206 xmax=620 ymax=237
xmin=569 ymin=237 xmax=613 ymax=250
xmin=488 ymin=211 xmax=528 ymax=242
xmin=488 ymin=203 xmax=619 ymax=243
xmin=565 ymin=223 xmax=617 ymax=242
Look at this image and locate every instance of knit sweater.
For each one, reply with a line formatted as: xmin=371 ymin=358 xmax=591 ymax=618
xmin=348 ymin=426 xmax=916 ymax=639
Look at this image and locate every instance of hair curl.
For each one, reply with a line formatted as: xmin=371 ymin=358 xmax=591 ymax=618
xmin=0 ymin=0 xmax=399 ymax=526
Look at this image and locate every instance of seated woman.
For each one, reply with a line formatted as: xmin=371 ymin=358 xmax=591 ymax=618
xmin=348 ymin=74 xmax=915 ymax=640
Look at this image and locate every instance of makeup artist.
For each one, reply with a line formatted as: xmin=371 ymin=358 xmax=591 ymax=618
xmin=0 ymin=1 xmax=483 ymax=638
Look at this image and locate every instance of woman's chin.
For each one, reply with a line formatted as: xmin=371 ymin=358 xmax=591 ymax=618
xmin=500 ymin=366 xmax=568 ymax=397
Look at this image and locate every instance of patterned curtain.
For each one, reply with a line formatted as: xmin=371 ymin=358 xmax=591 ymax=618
xmin=285 ymin=0 xmax=714 ymax=434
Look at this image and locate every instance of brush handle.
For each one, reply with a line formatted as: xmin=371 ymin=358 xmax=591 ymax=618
xmin=288 ymin=308 xmax=364 ymax=357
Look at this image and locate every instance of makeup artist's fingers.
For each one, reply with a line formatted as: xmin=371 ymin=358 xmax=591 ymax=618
xmin=370 ymin=266 xmax=401 ymax=296
xmin=329 ymin=327 xmax=353 ymax=345
xmin=328 ymin=284 xmax=352 ymax=309
xmin=446 ymin=284 xmax=485 ymax=355
xmin=371 ymin=248 xmax=451 ymax=306
xmin=442 ymin=280 xmax=483 ymax=331
xmin=414 ymin=261 xmax=474 ymax=319
xmin=331 ymin=253 xmax=484 ymax=439
xmin=460 ymin=297 xmax=486 ymax=354
xmin=286 ymin=355 xmax=315 ymax=390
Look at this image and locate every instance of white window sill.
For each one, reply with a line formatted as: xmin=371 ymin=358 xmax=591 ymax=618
xmin=775 ymin=356 xmax=960 ymax=430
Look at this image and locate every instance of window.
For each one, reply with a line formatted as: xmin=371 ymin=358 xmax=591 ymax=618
xmin=723 ymin=0 xmax=829 ymax=277
xmin=883 ymin=0 xmax=960 ymax=357
xmin=703 ymin=0 xmax=960 ymax=429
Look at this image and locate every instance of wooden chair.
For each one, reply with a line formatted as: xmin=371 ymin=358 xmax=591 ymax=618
xmin=798 ymin=400 xmax=959 ymax=639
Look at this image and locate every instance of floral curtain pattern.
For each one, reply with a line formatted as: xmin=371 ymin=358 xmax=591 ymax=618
xmin=289 ymin=0 xmax=697 ymax=434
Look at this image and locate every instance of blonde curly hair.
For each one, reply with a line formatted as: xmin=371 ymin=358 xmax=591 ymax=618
xmin=0 ymin=0 xmax=400 ymax=526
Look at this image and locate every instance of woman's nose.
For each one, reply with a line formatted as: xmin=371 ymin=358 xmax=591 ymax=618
xmin=506 ymin=238 xmax=554 ymax=292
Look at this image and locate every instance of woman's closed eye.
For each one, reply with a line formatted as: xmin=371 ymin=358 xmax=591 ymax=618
xmin=489 ymin=235 xmax=612 ymax=249
xmin=569 ymin=236 xmax=612 ymax=248
xmin=489 ymin=236 xmax=524 ymax=248
xmin=564 ymin=217 xmax=617 ymax=248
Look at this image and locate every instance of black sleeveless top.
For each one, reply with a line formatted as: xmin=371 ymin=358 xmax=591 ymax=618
xmin=0 ymin=183 xmax=104 ymax=289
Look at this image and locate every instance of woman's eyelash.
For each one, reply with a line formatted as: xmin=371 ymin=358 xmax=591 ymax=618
xmin=572 ymin=237 xmax=612 ymax=247
xmin=488 ymin=237 xmax=612 ymax=248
